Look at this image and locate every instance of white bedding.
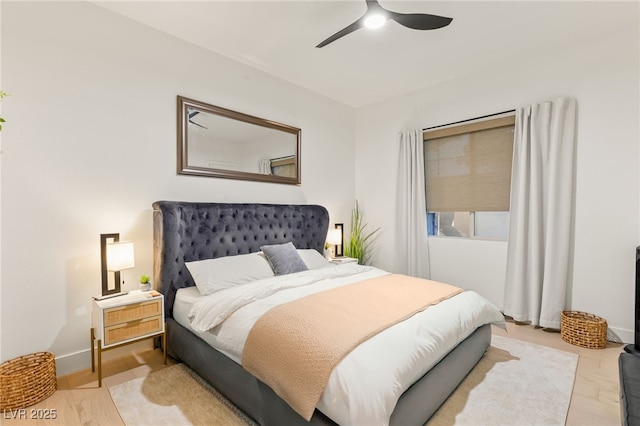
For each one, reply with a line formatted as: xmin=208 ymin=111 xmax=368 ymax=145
xmin=174 ymin=264 xmax=505 ymax=426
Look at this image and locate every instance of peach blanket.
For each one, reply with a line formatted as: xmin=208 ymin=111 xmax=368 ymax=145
xmin=241 ymin=273 xmax=463 ymax=420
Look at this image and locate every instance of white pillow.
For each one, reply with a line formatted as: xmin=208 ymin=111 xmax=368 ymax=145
xmin=185 ymin=252 xmax=274 ymax=295
xmin=297 ymin=249 xmax=332 ymax=270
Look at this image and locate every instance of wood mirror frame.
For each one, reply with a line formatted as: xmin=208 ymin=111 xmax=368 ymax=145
xmin=177 ymin=96 xmax=301 ymax=185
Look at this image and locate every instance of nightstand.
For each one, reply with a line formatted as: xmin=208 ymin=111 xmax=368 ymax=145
xmin=330 ymin=257 xmax=358 ymax=265
xmin=91 ymin=291 xmax=166 ymax=387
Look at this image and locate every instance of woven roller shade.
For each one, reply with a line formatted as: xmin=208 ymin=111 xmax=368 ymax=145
xmin=424 ymin=125 xmax=514 ymax=212
xmin=271 ymin=156 xmax=296 ymax=178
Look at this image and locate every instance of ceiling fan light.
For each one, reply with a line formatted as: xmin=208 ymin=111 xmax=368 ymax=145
xmin=364 ymin=14 xmax=386 ymax=29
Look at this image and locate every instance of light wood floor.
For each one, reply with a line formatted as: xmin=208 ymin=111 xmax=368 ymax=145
xmin=492 ymin=322 xmax=624 ymax=425
xmin=2 ymin=322 xmax=624 ymax=425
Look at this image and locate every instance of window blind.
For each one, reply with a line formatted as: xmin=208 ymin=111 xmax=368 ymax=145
xmin=424 ymin=117 xmax=515 ymax=212
xmin=271 ymin=156 xmax=296 ymax=178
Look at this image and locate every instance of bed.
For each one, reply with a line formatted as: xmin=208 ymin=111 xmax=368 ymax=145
xmin=152 ymin=201 xmax=504 ymax=425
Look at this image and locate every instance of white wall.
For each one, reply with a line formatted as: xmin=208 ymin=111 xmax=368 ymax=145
xmin=355 ymin=22 xmax=639 ymax=342
xmin=0 ymin=2 xmax=356 ymax=374
xmin=2 ymin=1 xmax=637 ymax=377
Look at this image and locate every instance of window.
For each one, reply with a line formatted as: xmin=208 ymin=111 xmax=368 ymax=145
xmin=424 ymin=114 xmax=515 ymax=239
xmin=270 ymin=156 xmax=296 ymax=178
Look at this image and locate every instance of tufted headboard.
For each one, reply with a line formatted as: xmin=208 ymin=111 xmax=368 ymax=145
xmin=152 ymin=201 xmax=329 ymax=317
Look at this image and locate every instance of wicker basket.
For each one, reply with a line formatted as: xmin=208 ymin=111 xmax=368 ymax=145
xmin=0 ymin=352 xmax=57 ymax=410
xmin=561 ymin=311 xmax=607 ymax=349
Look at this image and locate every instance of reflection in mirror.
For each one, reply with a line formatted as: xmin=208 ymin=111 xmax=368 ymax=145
xmin=178 ymin=96 xmax=301 ymax=184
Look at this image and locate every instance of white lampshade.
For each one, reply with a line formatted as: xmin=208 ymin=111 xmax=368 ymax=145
xmin=326 ymin=229 xmax=342 ymax=245
xmin=106 ymin=241 xmax=135 ymax=272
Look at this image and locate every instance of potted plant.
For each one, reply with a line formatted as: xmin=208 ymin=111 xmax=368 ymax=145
xmin=344 ymin=200 xmax=380 ymax=265
xmin=139 ymin=274 xmax=151 ymax=292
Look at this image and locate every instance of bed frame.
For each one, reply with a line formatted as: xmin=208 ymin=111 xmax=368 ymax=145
xmin=153 ymin=201 xmax=491 ymax=425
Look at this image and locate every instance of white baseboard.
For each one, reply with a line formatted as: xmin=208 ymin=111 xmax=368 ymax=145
xmin=54 ymin=325 xmax=632 ymax=377
xmin=608 ymin=326 xmax=633 ymax=345
xmin=54 ymin=340 xmax=154 ymax=377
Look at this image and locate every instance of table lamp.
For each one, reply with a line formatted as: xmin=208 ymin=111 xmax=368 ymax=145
xmin=326 ymin=229 xmax=343 ymax=259
xmin=98 ymin=233 xmax=135 ymax=299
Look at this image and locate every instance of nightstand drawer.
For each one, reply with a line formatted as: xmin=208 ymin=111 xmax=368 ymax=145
xmin=104 ymin=315 xmax=163 ymax=346
xmin=103 ymin=299 xmax=162 ymax=326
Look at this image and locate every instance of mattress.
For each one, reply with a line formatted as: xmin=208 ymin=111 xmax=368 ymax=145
xmin=173 ymin=264 xmax=505 ymax=425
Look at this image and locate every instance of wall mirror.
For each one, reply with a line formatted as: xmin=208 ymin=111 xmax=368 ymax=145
xmin=177 ymin=96 xmax=301 ymax=185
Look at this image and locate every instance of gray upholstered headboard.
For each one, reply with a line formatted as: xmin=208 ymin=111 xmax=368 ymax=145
xmin=152 ymin=201 xmax=329 ymax=317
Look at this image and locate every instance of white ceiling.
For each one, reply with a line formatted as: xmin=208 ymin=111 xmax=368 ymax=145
xmin=94 ymin=1 xmax=637 ymax=107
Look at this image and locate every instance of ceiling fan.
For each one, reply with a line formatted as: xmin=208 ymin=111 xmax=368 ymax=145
xmin=316 ymin=0 xmax=452 ymax=48
xmin=188 ymin=110 xmax=207 ymax=129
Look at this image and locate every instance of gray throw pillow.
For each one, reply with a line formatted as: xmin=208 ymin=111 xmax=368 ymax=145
xmin=261 ymin=242 xmax=309 ymax=275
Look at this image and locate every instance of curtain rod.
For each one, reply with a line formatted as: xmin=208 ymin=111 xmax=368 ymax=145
xmin=422 ymin=109 xmax=516 ymax=132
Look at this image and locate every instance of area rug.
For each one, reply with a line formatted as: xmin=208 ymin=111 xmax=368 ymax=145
xmin=108 ymin=363 xmax=256 ymax=426
xmin=427 ymin=335 xmax=579 ymax=426
xmin=109 ymin=335 xmax=578 ymax=426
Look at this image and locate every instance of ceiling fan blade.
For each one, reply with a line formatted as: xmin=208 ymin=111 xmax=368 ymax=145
xmin=316 ymin=19 xmax=363 ymax=48
xmin=387 ymin=11 xmax=452 ymax=31
xmin=189 ymin=120 xmax=207 ymax=129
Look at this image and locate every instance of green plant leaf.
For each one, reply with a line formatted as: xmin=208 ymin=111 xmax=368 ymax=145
xmin=344 ymin=200 xmax=380 ymax=265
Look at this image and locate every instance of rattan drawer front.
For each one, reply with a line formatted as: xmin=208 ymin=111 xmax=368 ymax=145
xmin=104 ymin=315 xmax=163 ymax=346
xmin=103 ymin=300 xmax=161 ymax=327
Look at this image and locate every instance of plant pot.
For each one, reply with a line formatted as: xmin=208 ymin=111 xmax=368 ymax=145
xmin=324 ymin=248 xmax=332 ymax=260
xmin=139 ymin=283 xmax=151 ymax=292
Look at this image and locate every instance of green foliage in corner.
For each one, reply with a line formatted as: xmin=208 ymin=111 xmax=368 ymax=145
xmin=344 ymin=200 xmax=380 ymax=265
xmin=140 ymin=274 xmax=151 ymax=284
xmin=0 ymin=90 xmax=9 ymax=131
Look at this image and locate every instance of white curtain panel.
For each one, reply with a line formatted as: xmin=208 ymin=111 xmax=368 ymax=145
xmin=503 ymin=97 xmax=577 ymax=328
xmin=259 ymin=159 xmax=271 ymax=175
xmin=396 ymin=129 xmax=430 ymax=279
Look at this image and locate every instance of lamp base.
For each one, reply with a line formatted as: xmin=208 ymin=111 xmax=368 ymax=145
xmin=93 ymin=291 xmax=129 ymax=301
